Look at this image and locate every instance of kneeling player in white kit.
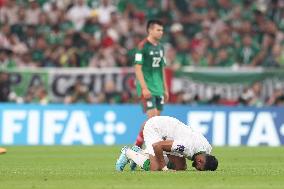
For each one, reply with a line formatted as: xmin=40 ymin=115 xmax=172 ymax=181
xmin=116 ymin=116 xmax=218 ymax=171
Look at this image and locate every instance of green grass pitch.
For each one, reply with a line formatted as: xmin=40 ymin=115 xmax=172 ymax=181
xmin=0 ymin=146 xmax=283 ymax=189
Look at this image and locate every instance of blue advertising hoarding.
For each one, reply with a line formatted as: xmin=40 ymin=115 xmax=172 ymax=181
xmin=0 ymin=104 xmax=284 ymax=146
xmin=165 ymin=106 xmax=284 ymax=146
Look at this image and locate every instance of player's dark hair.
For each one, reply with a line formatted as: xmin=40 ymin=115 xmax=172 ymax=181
xmin=204 ymin=155 xmax=218 ymax=171
xmin=146 ymin=19 xmax=163 ymax=32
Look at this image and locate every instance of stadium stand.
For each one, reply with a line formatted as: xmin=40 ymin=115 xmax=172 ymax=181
xmin=1 ymin=0 xmax=284 ymax=106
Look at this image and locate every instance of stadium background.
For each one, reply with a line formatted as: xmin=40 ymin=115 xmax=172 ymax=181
xmin=1 ymin=1 xmax=284 ymax=189
xmin=1 ymin=0 xmax=284 ymax=146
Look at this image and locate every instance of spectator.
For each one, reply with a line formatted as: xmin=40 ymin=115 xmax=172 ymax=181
xmin=237 ymin=35 xmax=260 ymax=66
xmin=43 ymin=1 xmax=62 ymax=25
xmin=32 ymin=36 xmax=47 ymax=65
xmin=0 ymin=72 xmax=9 ymax=102
xmin=97 ymin=0 xmax=116 ymax=25
xmin=169 ymin=23 xmax=190 ymax=68
xmin=267 ymin=84 xmax=284 ymax=106
xmin=259 ymin=33 xmax=277 ymax=66
xmin=213 ymin=29 xmax=235 ymax=66
xmin=64 ymin=78 xmax=95 ymax=104
xmin=188 ymin=48 xmax=208 ymax=67
xmin=10 ymin=6 xmax=27 ymax=41
xmin=276 ymin=43 xmax=284 ymax=66
xmin=216 ymin=0 xmax=233 ymax=20
xmin=57 ymin=10 xmax=75 ymax=33
xmin=36 ymin=87 xmax=49 ymax=105
xmin=240 ymin=82 xmax=264 ymax=107
xmin=109 ymin=11 xmax=129 ymax=39
xmin=274 ymin=94 xmax=284 ymax=106
xmin=103 ymin=79 xmax=121 ymax=104
xmin=25 ymin=1 xmax=41 ymax=25
xmin=0 ymin=23 xmax=11 ymax=49
xmin=36 ymin=12 xmax=51 ymax=36
xmin=0 ymin=48 xmax=16 ymax=68
xmin=82 ymin=11 xmax=101 ymax=40
xmin=0 ymin=0 xmax=18 ymax=25
xmin=67 ymin=0 xmax=91 ymax=30
xmin=165 ymin=46 xmax=182 ymax=71
xmin=1 ymin=0 xmax=284 ymax=105
xmin=22 ymin=25 xmax=37 ymax=48
xmin=24 ymin=85 xmax=48 ymax=104
xmin=89 ymin=48 xmax=116 ymax=68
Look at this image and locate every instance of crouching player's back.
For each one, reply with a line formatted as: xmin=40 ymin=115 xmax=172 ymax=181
xmin=116 ymin=116 xmax=218 ymax=171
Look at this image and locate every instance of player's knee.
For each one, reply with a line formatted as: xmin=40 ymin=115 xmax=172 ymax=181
xmin=147 ymin=109 xmax=158 ymax=118
xmin=149 ymin=155 xmax=159 ymax=171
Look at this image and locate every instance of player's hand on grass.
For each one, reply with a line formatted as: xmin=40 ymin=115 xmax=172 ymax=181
xmin=162 ymin=166 xmax=176 ymax=172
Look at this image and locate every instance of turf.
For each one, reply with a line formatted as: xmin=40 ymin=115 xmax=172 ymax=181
xmin=0 ymin=146 xmax=283 ymax=189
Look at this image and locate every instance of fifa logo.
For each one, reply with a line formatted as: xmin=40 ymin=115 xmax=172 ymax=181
xmin=93 ymin=111 xmax=127 ymax=145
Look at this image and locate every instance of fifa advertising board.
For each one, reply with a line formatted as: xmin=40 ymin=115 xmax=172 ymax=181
xmin=0 ymin=104 xmax=283 ymax=146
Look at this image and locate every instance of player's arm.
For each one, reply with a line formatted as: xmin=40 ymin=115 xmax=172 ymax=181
xmin=152 ymin=140 xmax=174 ymax=171
xmin=161 ymin=49 xmax=169 ymax=102
xmin=135 ymin=64 xmax=151 ymax=99
xmin=162 ymin=68 xmax=169 ymax=102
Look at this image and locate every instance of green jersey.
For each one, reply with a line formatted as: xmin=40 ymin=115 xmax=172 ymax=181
xmin=135 ymin=38 xmax=166 ymax=97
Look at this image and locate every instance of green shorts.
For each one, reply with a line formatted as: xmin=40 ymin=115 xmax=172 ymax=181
xmin=141 ymin=95 xmax=164 ymax=112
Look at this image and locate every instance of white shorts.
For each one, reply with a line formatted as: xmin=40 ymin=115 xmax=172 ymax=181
xmin=143 ymin=117 xmax=184 ymax=157
xmin=143 ymin=120 xmax=162 ymax=156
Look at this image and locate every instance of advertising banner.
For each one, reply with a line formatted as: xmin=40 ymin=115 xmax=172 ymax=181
xmin=2 ymin=69 xmax=48 ymax=98
xmin=0 ymin=104 xmax=283 ymax=146
xmin=0 ymin=104 xmax=146 ymax=145
xmin=164 ymin=105 xmax=284 ymax=146
xmin=173 ymin=68 xmax=284 ymax=100
xmin=2 ymin=67 xmax=284 ymax=102
xmin=48 ymin=68 xmax=136 ymax=102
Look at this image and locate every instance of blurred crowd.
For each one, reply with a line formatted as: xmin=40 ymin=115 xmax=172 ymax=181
xmin=2 ymin=0 xmax=284 ymax=69
xmin=1 ymin=0 xmax=284 ymax=106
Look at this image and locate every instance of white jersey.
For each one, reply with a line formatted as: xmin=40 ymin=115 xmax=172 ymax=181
xmin=143 ymin=116 xmax=212 ymax=159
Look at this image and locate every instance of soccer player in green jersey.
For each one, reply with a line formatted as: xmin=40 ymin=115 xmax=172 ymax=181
xmin=133 ymin=19 xmax=169 ymax=152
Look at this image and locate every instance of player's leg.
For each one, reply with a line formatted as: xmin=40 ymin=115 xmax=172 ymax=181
xmin=116 ymin=146 xmax=150 ymax=171
xmin=129 ymin=145 xmax=144 ymax=171
xmin=155 ymin=95 xmax=165 ymax=116
xmin=143 ymin=97 xmax=160 ymax=118
xmin=146 ymin=153 xmax=186 ymax=171
xmin=132 ymin=97 xmax=160 ymax=170
xmin=148 ymin=154 xmax=172 ymax=171
xmin=115 ymin=146 xmax=130 ymax=171
xmin=134 ymin=97 xmax=158 ymax=147
xmin=149 ymin=154 xmax=160 ymax=171
xmin=134 ymin=108 xmax=158 ymax=146
xmin=143 ymin=122 xmax=165 ymax=171
xmin=125 ymin=147 xmax=174 ymax=171
xmin=134 ymin=121 xmax=146 ymax=147
xmin=125 ymin=148 xmax=150 ymax=170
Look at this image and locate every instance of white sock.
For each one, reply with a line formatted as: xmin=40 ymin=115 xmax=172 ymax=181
xmin=126 ymin=149 xmax=149 ymax=168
